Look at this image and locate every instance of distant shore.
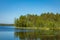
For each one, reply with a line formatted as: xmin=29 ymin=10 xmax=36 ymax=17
xmin=0 ymin=24 xmax=14 ymax=26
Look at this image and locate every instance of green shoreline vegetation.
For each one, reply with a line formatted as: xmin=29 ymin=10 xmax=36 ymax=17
xmin=14 ymin=12 xmax=60 ymax=28
xmin=14 ymin=12 xmax=60 ymax=34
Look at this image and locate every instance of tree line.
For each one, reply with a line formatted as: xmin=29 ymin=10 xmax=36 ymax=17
xmin=14 ymin=12 xmax=60 ymax=28
xmin=0 ymin=24 xmax=14 ymax=26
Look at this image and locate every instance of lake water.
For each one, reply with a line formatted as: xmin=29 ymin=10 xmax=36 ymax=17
xmin=0 ymin=26 xmax=60 ymax=40
xmin=0 ymin=26 xmax=20 ymax=40
xmin=0 ymin=26 xmax=41 ymax=40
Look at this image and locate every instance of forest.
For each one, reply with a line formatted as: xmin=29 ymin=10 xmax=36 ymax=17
xmin=14 ymin=12 xmax=60 ymax=28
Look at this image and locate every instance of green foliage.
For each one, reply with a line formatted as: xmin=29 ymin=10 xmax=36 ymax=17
xmin=14 ymin=12 xmax=60 ymax=27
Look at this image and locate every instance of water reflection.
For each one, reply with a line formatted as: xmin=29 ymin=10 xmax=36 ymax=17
xmin=14 ymin=29 xmax=60 ymax=40
xmin=0 ymin=26 xmax=60 ymax=40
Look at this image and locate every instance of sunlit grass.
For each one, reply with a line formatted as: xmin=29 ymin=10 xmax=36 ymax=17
xmin=15 ymin=27 xmax=60 ymax=30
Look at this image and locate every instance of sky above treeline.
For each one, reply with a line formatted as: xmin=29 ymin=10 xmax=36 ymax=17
xmin=0 ymin=0 xmax=60 ymax=24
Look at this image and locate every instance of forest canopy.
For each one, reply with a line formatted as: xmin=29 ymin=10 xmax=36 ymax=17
xmin=14 ymin=12 xmax=60 ymax=28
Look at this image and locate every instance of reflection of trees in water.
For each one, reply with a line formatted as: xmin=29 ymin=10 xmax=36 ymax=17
xmin=15 ymin=30 xmax=39 ymax=40
xmin=14 ymin=29 xmax=60 ymax=40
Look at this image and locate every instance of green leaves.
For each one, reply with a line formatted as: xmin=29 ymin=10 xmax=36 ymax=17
xmin=14 ymin=12 xmax=60 ymax=28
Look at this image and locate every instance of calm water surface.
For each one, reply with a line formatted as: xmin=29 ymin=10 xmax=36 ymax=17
xmin=0 ymin=26 xmax=41 ymax=40
xmin=0 ymin=26 xmax=59 ymax=40
xmin=0 ymin=26 xmax=20 ymax=40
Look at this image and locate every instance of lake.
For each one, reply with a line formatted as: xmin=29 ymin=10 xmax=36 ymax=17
xmin=0 ymin=26 xmax=60 ymax=40
xmin=0 ymin=26 xmax=20 ymax=40
xmin=0 ymin=26 xmax=41 ymax=40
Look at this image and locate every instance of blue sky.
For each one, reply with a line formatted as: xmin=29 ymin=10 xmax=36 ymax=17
xmin=0 ymin=0 xmax=60 ymax=24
